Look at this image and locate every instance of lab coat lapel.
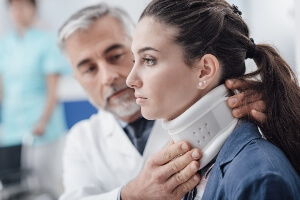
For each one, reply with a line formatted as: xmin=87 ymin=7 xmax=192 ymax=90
xmin=100 ymin=112 xmax=170 ymax=184
xmin=98 ymin=111 xmax=142 ymax=184
xmin=101 ymin=110 xmax=141 ymax=158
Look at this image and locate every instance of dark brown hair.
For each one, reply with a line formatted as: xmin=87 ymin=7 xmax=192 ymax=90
xmin=8 ymin=0 xmax=36 ymax=7
xmin=141 ymin=0 xmax=300 ymax=174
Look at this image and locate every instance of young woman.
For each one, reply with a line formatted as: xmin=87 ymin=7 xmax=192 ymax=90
xmin=126 ymin=0 xmax=300 ymax=199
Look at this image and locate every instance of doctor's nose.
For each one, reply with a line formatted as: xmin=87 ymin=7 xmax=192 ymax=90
xmin=101 ymin=67 xmax=120 ymax=86
xmin=126 ymin=69 xmax=142 ymax=89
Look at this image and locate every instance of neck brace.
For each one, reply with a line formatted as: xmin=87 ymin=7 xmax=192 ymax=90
xmin=161 ymin=84 xmax=238 ymax=169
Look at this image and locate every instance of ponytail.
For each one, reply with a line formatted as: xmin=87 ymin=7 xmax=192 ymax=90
xmin=243 ymin=44 xmax=300 ymax=175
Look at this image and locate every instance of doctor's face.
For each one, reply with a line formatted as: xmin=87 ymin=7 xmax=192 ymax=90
xmin=65 ymin=16 xmax=140 ymax=120
xmin=127 ymin=17 xmax=202 ymax=121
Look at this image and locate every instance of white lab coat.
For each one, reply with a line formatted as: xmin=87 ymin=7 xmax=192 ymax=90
xmin=59 ymin=110 xmax=170 ymax=200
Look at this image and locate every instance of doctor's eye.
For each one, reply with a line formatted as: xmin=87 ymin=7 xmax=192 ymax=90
xmin=108 ymin=53 xmax=124 ymax=63
xmin=84 ymin=65 xmax=97 ymax=74
xmin=143 ymin=58 xmax=156 ymax=66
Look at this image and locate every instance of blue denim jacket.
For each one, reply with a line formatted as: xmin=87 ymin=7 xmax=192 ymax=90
xmin=201 ymin=122 xmax=300 ymax=200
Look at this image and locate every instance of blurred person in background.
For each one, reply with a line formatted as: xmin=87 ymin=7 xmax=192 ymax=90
xmin=0 ymin=0 xmax=68 ymax=198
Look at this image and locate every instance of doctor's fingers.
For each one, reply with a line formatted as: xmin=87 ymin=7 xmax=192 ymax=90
xmin=166 ymin=160 xmax=200 ymax=193
xmin=155 ymin=148 xmax=202 ymax=180
xmin=227 ymin=91 xmax=263 ymax=109
xmin=226 ymin=78 xmax=251 ymax=90
xmin=152 ymin=141 xmax=193 ymax=166
xmin=232 ymin=100 xmax=266 ymax=121
xmin=250 ymin=109 xmax=267 ymax=125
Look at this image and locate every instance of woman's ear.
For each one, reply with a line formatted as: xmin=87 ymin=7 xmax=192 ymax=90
xmin=196 ymin=54 xmax=220 ymax=89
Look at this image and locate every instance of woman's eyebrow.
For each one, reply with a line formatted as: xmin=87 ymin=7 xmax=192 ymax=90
xmin=138 ymin=47 xmax=160 ymax=54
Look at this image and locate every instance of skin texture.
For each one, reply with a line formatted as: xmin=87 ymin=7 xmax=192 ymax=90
xmin=127 ymin=17 xmax=203 ymax=120
xmin=127 ymin=17 xmax=223 ymax=121
xmin=226 ymin=79 xmax=266 ymax=123
xmin=64 ymin=16 xmax=140 ymax=122
xmin=121 ymin=140 xmax=202 ymax=200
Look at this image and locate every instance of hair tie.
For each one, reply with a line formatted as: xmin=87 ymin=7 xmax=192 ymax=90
xmin=231 ymin=4 xmax=242 ymax=16
xmin=246 ymin=38 xmax=256 ymax=59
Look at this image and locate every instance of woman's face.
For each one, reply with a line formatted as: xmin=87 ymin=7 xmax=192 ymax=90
xmin=127 ymin=17 xmax=204 ymax=120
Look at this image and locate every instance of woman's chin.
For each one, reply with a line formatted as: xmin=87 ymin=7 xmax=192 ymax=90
xmin=141 ymin=110 xmax=159 ymax=120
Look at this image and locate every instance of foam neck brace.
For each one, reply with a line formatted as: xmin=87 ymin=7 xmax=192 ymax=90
xmin=161 ymin=84 xmax=238 ymax=169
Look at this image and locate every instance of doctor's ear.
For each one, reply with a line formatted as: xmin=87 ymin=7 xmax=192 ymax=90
xmin=196 ymin=54 xmax=220 ymax=89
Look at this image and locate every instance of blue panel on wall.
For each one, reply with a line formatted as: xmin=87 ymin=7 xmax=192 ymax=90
xmin=62 ymin=100 xmax=97 ymax=129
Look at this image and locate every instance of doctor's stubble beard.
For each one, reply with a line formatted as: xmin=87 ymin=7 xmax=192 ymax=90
xmin=90 ymin=81 xmax=140 ymax=118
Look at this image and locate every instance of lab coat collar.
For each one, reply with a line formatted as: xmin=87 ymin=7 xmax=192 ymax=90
xmin=99 ymin=110 xmax=144 ymax=158
xmin=99 ymin=110 xmax=169 ymax=159
xmin=99 ymin=109 xmax=117 ymax=137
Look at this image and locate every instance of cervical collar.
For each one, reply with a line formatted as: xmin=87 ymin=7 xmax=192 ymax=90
xmin=161 ymin=84 xmax=238 ymax=169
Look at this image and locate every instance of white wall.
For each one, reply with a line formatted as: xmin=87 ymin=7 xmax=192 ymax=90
xmin=228 ymin=0 xmax=296 ymax=70
xmin=36 ymin=0 xmax=150 ymax=34
xmin=0 ymin=0 xmax=150 ymax=34
xmin=247 ymin=0 xmax=295 ymax=70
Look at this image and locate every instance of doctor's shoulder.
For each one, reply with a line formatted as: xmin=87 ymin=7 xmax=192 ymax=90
xmin=66 ymin=112 xmax=101 ymax=141
xmin=66 ymin=110 xmax=116 ymax=143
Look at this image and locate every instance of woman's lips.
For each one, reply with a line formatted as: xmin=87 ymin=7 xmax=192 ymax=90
xmin=135 ymin=93 xmax=147 ymax=104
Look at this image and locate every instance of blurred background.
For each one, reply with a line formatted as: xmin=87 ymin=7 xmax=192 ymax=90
xmin=0 ymin=0 xmax=298 ymax=117
xmin=0 ymin=0 xmax=298 ymax=199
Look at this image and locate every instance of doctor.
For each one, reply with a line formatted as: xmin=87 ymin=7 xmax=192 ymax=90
xmin=57 ymin=3 xmax=266 ymax=200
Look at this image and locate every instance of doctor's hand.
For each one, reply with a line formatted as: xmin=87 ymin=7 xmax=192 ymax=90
xmin=121 ymin=140 xmax=202 ymax=200
xmin=225 ymin=79 xmax=266 ymax=124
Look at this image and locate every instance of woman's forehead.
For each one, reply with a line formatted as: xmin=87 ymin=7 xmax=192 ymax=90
xmin=132 ymin=17 xmax=178 ymax=50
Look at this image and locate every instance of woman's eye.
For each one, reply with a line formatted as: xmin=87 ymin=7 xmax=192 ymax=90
xmin=143 ymin=58 xmax=156 ymax=66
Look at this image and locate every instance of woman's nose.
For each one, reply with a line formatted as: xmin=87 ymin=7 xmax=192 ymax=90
xmin=126 ymin=67 xmax=142 ymax=89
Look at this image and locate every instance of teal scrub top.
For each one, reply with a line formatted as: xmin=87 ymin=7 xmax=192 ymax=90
xmin=0 ymin=28 xmax=70 ymax=147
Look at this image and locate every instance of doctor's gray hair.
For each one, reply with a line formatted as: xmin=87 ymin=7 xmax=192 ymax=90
xmin=58 ymin=3 xmax=135 ymax=51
